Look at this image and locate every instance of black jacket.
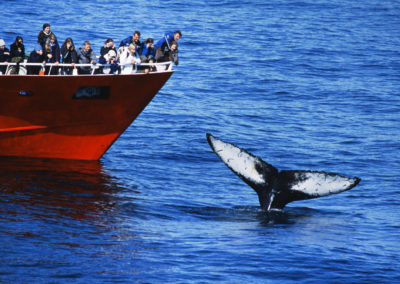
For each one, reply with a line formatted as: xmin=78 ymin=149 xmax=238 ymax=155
xmin=45 ymin=43 xmax=60 ymax=63
xmin=0 ymin=47 xmax=10 ymax=62
xmin=10 ymin=42 xmax=25 ymax=59
xmin=27 ymin=50 xmax=45 ymax=74
xmin=61 ymin=46 xmax=77 ymax=63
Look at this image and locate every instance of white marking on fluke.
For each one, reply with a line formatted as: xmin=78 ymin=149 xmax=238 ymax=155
xmin=207 ymin=134 xmax=265 ymax=184
xmin=290 ymin=171 xmax=357 ymax=197
xmin=207 ymin=133 xmax=361 ymax=210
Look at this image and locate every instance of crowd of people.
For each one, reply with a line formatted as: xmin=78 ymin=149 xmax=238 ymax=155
xmin=0 ymin=23 xmax=182 ymax=75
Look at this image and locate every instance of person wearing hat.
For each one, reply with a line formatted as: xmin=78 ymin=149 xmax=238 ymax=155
xmin=101 ymin=50 xmax=119 ymax=74
xmin=0 ymin=39 xmax=11 ymax=74
xmin=99 ymin=38 xmax=117 ymax=74
xmin=27 ymin=44 xmax=46 ymax=75
xmin=37 ymin=23 xmax=57 ymax=49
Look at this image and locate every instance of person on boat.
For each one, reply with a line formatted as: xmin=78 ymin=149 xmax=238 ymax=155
xmin=10 ymin=36 xmax=25 ymax=60
xmin=119 ymin=31 xmax=142 ymax=55
xmin=38 ymin=23 xmax=57 ymax=49
xmin=10 ymin=36 xmax=25 ymax=64
xmin=99 ymin=38 xmax=117 ymax=74
xmin=0 ymin=39 xmax=10 ymax=74
xmin=138 ymin=38 xmax=156 ymax=73
xmin=155 ymin=40 xmax=178 ymax=70
xmin=100 ymin=50 xmax=119 ymax=74
xmin=100 ymin=38 xmax=117 ymax=59
xmin=119 ymin=30 xmax=141 ymax=47
xmin=119 ymin=43 xmax=141 ymax=74
xmin=44 ymin=34 xmax=60 ymax=75
xmin=154 ymin=30 xmax=181 ymax=51
xmin=8 ymin=36 xmax=25 ymax=74
xmin=27 ymin=44 xmax=46 ymax=75
xmin=61 ymin=37 xmax=78 ymax=75
xmin=77 ymin=41 xmax=97 ymax=75
xmin=140 ymin=38 xmax=155 ymax=62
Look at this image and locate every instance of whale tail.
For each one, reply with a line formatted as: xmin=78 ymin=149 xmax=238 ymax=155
xmin=206 ymin=133 xmax=361 ymax=210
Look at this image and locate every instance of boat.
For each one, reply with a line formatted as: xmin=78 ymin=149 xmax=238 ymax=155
xmin=0 ymin=62 xmax=173 ymax=160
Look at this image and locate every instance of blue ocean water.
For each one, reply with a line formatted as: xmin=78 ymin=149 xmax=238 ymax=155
xmin=1 ymin=0 xmax=400 ymax=282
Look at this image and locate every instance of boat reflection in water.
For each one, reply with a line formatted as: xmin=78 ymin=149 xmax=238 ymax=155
xmin=0 ymin=157 xmax=125 ymax=221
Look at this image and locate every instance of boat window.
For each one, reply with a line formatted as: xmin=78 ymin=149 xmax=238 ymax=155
xmin=18 ymin=91 xmax=33 ymax=96
xmin=73 ymin=86 xmax=110 ymax=99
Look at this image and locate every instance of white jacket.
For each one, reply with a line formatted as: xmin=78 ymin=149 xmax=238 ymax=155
xmin=119 ymin=49 xmax=141 ymax=74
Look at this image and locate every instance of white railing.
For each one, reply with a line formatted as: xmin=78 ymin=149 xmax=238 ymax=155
xmin=0 ymin=61 xmax=173 ymax=75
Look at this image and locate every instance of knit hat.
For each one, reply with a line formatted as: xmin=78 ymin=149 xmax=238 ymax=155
xmin=0 ymin=39 xmax=5 ymax=46
xmin=35 ymin=44 xmax=43 ymax=51
xmin=107 ymin=50 xmax=117 ymax=58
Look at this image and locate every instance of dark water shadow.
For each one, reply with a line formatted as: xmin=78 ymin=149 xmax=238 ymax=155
xmin=0 ymin=157 xmax=125 ymax=221
xmin=178 ymin=203 xmax=338 ymax=226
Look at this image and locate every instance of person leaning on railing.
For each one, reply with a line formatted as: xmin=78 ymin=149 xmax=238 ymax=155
xmin=155 ymin=40 xmax=178 ymax=71
xmin=44 ymin=34 xmax=60 ymax=75
xmin=76 ymin=40 xmax=97 ymax=75
xmin=60 ymin=38 xmax=78 ymax=75
xmin=154 ymin=30 xmax=181 ymax=51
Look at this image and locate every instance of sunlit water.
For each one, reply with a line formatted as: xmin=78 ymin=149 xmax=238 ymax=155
xmin=1 ymin=0 xmax=400 ymax=282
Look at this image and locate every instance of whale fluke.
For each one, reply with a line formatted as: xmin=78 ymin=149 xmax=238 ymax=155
xmin=206 ymin=133 xmax=361 ymax=211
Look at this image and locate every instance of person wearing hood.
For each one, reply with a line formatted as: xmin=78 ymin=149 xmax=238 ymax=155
xmin=9 ymin=36 xmax=25 ymax=74
xmin=77 ymin=41 xmax=97 ymax=74
xmin=38 ymin=23 xmax=57 ymax=49
xmin=0 ymin=39 xmax=10 ymax=74
xmin=27 ymin=44 xmax=46 ymax=75
xmin=10 ymin=36 xmax=25 ymax=61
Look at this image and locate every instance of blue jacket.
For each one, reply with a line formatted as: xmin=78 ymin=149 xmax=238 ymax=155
xmin=154 ymin=32 xmax=174 ymax=50
xmin=140 ymin=44 xmax=155 ymax=59
xmin=119 ymin=36 xmax=142 ymax=53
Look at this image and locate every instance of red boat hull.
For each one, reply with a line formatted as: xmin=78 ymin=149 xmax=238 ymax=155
xmin=0 ymin=72 xmax=173 ymax=160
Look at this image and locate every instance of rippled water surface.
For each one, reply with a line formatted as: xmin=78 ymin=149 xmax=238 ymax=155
xmin=1 ymin=0 xmax=400 ymax=282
